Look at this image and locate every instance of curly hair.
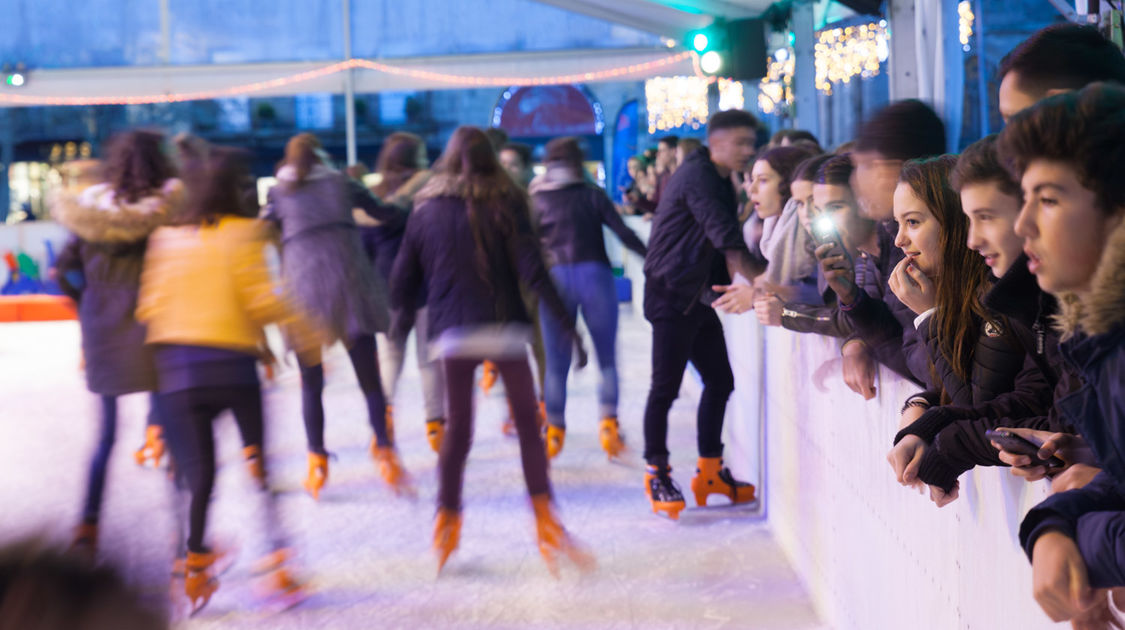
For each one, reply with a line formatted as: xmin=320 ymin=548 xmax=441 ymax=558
xmin=100 ymin=130 xmax=175 ymax=204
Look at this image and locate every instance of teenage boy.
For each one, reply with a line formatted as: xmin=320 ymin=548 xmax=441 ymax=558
xmin=641 ymin=110 xmax=765 ymax=519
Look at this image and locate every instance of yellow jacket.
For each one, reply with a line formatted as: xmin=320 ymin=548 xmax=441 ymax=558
xmin=137 ymin=216 xmax=318 ymax=357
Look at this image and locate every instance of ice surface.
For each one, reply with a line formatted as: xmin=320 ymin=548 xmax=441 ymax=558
xmin=0 ymin=307 xmax=823 ymax=629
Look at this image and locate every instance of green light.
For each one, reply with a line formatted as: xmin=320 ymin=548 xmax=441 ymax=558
xmin=692 ymin=33 xmax=709 ymax=52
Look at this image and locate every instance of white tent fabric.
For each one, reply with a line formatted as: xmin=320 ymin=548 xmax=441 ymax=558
xmin=0 ymin=0 xmax=776 ymax=107
xmin=0 ymin=48 xmax=699 ymax=107
xmin=530 ymin=0 xmax=774 ymax=39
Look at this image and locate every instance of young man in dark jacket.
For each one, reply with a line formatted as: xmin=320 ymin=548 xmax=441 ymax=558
xmin=640 ymin=109 xmax=766 ymax=519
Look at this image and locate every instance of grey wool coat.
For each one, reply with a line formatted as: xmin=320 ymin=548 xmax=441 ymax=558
xmin=264 ymin=164 xmax=406 ymax=343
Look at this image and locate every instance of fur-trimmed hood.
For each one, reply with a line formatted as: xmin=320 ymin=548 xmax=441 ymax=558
xmin=51 ymin=178 xmax=183 ymax=244
xmin=1056 ymin=216 xmax=1125 ymax=339
xmin=528 ymin=163 xmax=585 ymax=196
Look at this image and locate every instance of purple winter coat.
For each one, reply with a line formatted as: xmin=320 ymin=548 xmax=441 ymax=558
xmin=51 ymin=179 xmax=183 ymax=395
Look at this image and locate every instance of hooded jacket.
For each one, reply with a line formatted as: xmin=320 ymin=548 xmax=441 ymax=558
xmin=642 ymin=147 xmax=762 ymax=320
xmin=389 ymin=173 xmax=576 ymax=348
xmin=529 ymin=163 xmax=647 ymax=268
xmin=1010 ymin=216 xmax=1125 ymax=584
xmin=52 ymin=179 xmax=182 ymax=396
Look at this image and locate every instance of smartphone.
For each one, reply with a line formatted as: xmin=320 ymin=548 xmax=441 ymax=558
xmin=984 ymin=429 xmax=1065 ymax=468
xmin=811 ymin=215 xmax=852 ymax=267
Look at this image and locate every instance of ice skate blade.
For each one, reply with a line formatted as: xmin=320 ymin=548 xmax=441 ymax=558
xmin=650 ymin=500 xmax=685 ymax=521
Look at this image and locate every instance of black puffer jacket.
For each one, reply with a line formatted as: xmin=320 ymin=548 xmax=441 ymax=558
xmin=389 ymin=174 xmax=574 ymax=341
xmin=642 ymin=147 xmax=764 ymax=319
xmin=529 ymin=165 xmax=647 ymax=268
xmin=896 ymin=255 xmax=1066 ymax=492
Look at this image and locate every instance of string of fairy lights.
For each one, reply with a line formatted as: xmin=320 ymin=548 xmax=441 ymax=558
xmin=0 ymin=19 xmax=967 ymax=125
xmin=0 ymin=52 xmax=693 ymax=107
xmin=814 ymin=21 xmax=890 ymax=95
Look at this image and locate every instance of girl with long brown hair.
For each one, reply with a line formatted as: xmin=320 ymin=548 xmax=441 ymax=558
xmin=138 ymin=146 xmax=314 ymax=614
xmin=390 ymin=126 xmax=593 ymax=575
xmin=886 ymin=156 xmax=1049 ymax=503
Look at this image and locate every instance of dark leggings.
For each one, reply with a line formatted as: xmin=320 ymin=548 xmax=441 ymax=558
xmin=299 ymin=334 xmax=388 ymax=454
xmin=81 ymin=393 xmax=160 ymax=524
xmin=439 ymin=356 xmax=550 ymax=511
xmin=160 ymin=384 xmax=272 ymax=554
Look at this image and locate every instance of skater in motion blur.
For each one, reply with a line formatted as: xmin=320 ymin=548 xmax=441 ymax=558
xmin=264 ymin=133 xmax=410 ymax=499
xmin=137 ymin=146 xmax=315 ymax=615
xmin=353 ymin=132 xmax=447 ymax=453
xmin=51 ymin=130 xmax=182 ymax=556
xmin=528 ymin=136 xmax=648 ymax=460
xmin=391 ymin=126 xmax=594 ymax=576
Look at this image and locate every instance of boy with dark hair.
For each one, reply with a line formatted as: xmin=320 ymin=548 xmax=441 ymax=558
xmin=998 ymin=23 xmax=1125 ymax=122
xmin=987 ymin=82 xmax=1125 ymax=624
xmin=640 ymin=108 xmax=765 ymax=519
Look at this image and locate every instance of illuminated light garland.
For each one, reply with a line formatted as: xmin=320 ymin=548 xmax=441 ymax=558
xmin=645 ymin=76 xmax=709 ymax=134
xmin=814 ymin=22 xmax=889 ymax=95
xmin=717 ymin=78 xmax=744 ymax=111
xmin=958 ymin=1 xmax=975 ymax=52
xmin=0 ymin=52 xmax=694 ymax=107
xmin=758 ymin=48 xmax=794 ymax=115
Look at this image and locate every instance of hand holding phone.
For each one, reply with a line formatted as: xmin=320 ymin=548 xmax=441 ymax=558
xmin=985 ymin=429 xmax=1065 ymax=469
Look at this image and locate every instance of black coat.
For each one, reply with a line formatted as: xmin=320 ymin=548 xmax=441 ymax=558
xmin=899 ymin=256 xmax=1072 ymax=492
xmin=529 ymin=171 xmax=647 ymax=268
xmin=642 ymin=147 xmax=761 ymax=320
xmin=389 ymin=174 xmax=574 ymax=342
xmin=51 ymin=180 xmax=183 ymax=396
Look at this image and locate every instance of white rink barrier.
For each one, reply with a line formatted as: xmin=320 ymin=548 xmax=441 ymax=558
xmin=740 ymin=323 xmax=1058 ymax=630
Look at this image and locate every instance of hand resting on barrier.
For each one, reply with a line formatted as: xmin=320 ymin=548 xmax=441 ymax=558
xmin=841 ymin=339 xmax=877 ymax=400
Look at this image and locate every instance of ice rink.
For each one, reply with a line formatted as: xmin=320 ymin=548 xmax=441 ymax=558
xmin=0 ymin=307 xmax=823 ymax=629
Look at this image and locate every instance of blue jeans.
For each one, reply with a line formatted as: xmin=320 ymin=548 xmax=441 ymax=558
xmin=82 ymin=393 xmax=161 ymax=524
xmin=539 ymin=262 xmax=619 ymax=428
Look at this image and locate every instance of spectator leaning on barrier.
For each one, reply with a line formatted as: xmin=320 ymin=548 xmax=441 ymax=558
xmin=886 ymin=136 xmax=1068 ymax=504
xmin=880 ymin=154 xmax=1053 ymax=506
xmin=756 ymin=153 xmax=868 ymax=339
xmin=818 ymin=100 xmax=946 ymax=399
xmin=987 ymin=83 xmax=1125 ymax=624
xmin=640 ymin=109 xmax=766 ymax=520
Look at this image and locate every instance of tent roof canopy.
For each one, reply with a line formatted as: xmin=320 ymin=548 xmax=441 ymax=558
xmin=530 ymin=0 xmax=774 ymax=39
